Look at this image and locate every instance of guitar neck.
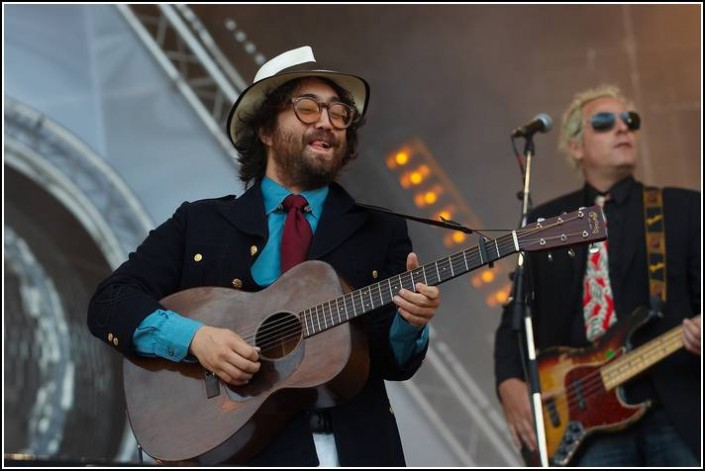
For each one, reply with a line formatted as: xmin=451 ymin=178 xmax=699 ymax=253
xmin=298 ymin=204 xmax=606 ymax=338
xmin=600 ymin=325 xmax=684 ymax=390
xmin=299 ymin=232 xmax=519 ymax=337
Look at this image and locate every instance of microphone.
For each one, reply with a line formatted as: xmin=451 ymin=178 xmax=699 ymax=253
xmin=511 ymin=113 xmax=553 ymax=138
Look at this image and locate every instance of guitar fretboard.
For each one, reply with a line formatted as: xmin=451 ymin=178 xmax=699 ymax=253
xmin=299 ymin=232 xmax=518 ymax=337
xmin=600 ymin=325 xmax=684 ymax=390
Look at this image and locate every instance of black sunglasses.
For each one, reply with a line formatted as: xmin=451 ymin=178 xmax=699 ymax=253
xmin=590 ymin=111 xmax=641 ymax=132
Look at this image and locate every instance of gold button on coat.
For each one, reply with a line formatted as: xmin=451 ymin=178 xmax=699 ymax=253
xmin=231 ymin=278 xmax=243 ymax=289
xmin=108 ymin=333 xmax=113 ymax=342
xmin=250 ymin=245 xmax=258 ymax=256
xmin=372 ymin=270 xmax=379 ymax=279
xmin=112 ymin=337 xmax=119 ymax=346
xmin=194 ymin=253 xmax=203 ymax=262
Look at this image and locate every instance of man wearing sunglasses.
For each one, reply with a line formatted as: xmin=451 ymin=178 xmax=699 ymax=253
xmin=494 ymin=85 xmax=700 ymax=466
xmin=88 ymin=46 xmax=440 ymax=466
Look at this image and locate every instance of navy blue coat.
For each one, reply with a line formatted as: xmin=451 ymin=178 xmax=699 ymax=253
xmin=88 ymin=181 xmax=426 ymax=466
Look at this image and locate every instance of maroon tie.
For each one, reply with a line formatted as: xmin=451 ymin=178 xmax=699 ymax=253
xmin=281 ymin=194 xmax=313 ymax=273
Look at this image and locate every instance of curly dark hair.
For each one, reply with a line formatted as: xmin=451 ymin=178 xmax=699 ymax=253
xmin=233 ymin=77 xmax=366 ymax=188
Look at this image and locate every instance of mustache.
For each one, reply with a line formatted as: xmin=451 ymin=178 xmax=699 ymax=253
xmin=306 ymin=129 xmax=339 ymax=147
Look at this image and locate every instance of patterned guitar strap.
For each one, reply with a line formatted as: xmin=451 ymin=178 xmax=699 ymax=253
xmin=643 ymin=187 xmax=667 ymax=310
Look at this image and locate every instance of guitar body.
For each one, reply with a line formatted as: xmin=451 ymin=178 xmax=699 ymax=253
xmin=123 ymin=261 xmax=370 ymax=464
xmin=527 ymin=307 xmax=656 ymax=466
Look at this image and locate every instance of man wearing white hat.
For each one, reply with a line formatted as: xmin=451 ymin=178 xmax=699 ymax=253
xmin=89 ymin=46 xmax=440 ymax=466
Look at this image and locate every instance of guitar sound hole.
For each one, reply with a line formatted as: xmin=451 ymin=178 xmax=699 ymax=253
xmin=255 ymin=311 xmax=303 ymax=360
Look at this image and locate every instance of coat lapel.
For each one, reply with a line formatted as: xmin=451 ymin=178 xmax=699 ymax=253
xmin=217 ymin=183 xmax=268 ymax=240
xmin=615 ymin=182 xmax=642 ymax=283
xmin=309 ymin=183 xmax=368 ymax=260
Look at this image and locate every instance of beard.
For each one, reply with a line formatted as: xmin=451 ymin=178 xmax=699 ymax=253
xmin=269 ymin=126 xmax=347 ymax=190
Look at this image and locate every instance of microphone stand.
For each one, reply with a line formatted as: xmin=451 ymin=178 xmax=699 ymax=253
xmin=510 ymin=135 xmax=549 ymax=467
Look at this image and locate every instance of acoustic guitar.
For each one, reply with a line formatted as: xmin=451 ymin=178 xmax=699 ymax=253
xmin=124 ymin=205 xmax=606 ymax=464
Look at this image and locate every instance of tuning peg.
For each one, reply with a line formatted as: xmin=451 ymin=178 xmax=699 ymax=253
xmin=589 ymin=243 xmax=600 ymax=254
xmin=568 ymin=248 xmax=576 ymax=258
xmin=547 ymin=252 xmax=553 ymax=262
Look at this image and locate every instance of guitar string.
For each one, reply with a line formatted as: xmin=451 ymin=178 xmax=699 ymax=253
xmin=231 ymin=236 xmax=502 ymax=345
xmin=232 ymin=213 xmax=597 ymax=352
xmin=237 ymin=232 xmax=528 ymax=350
xmin=227 ymin=213 xmax=595 ymax=350
xmin=545 ymin=328 xmax=683 ymax=415
xmin=554 ymin=331 xmax=683 ymax=411
xmin=241 ymin=237 xmax=592 ymax=352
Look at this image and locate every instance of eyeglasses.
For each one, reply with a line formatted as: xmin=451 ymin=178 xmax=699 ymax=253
xmin=290 ymin=97 xmax=356 ymax=130
xmin=590 ymin=111 xmax=641 ymax=132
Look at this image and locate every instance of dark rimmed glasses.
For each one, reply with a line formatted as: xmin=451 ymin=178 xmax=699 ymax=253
xmin=290 ymin=97 xmax=356 ymax=130
xmin=590 ymin=111 xmax=641 ymax=132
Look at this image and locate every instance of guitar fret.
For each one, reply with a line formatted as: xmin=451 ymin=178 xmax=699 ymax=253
xmin=303 ymin=310 xmax=311 ymax=336
xmin=377 ymin=282 xmax=383 ymax=305
xmin=335 ymin=297 xmax=343 ymax=324
xmin=354 ymin=290 xmax=363 ymax=315
xmin=400 ymin=273 xmax=413 ymax=292
xmin=321 ymin=303 xmax=328 ymax=330
xmin=449 ymin=255 xmax=458 ymax=276
xmin=345 ymin=293 xmax=356 ymax=319
xmin=462 ymin=249 xmax=469 ymax=271
xmin=363 ymin=287 xmax=372 ymax=310
xmin=454 ymin=253 xmax=465 ymax=273
xmin=316 ymin=305 xmax=322 ymax=332
xmin=437 ymin=258 xmax=450 ymax=282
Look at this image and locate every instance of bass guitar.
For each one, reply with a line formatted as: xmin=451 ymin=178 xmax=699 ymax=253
xmin=525 ymin=306 xmax=686 ymax=466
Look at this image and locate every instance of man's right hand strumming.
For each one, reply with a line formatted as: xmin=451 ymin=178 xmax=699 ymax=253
xmin=189 ymin=325 xmax=261 ymax=386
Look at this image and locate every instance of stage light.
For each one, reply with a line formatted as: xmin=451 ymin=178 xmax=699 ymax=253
xmin=452 ymin=231 xmax=466 ymax=244
xmin=471 ymin=275 xmax=483 ymax=288
xmin=434 ymin=206 xmax=454 ymax=221
xmin=481 ymin=269 xmax=495 ymax=283
xmin=387 ymin=149 xmax=411 ymax=169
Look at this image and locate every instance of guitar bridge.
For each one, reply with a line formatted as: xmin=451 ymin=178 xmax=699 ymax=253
xmin=204 ymin=370 xmax=220 ymax=399
xmin=553 ymin=421 xmax=585 ymax=466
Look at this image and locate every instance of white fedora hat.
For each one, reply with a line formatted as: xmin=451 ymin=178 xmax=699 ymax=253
xmin=226 ymin=46 xmax=370 ymax=146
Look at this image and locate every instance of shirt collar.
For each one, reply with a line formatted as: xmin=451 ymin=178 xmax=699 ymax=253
xmin=261 ymin=177 xmax=329 ymax=219
xmin=585 ymin=175 xmax=635 ymax=206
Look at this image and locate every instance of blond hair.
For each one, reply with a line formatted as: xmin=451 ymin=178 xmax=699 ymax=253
xmin=559 ymin=84 xmax=636 ymax=169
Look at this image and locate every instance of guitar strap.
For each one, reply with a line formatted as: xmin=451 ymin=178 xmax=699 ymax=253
xmin=354 ymin=202 xmax=497 ymax=268
xmin=643 ymin=187 xmax=666 ymax=303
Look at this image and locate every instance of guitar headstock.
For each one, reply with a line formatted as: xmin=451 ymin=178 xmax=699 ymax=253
xmin=517 ymin=205 xmax=607 ymax=252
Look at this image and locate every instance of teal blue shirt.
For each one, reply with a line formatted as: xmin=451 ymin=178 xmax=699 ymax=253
xmin=133 ymin=177 xmax=429 ymax=364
